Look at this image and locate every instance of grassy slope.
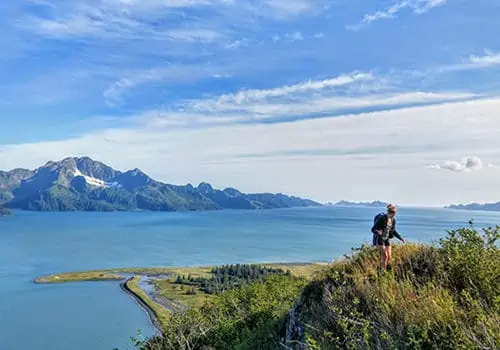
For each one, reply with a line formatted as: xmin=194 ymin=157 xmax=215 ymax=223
xmin=153 ymin=280 xmax=213 ymax=310
xmin=140 ymin=226 xmax=499 ymax=350
xmin=287 ymin=228 xmax=500 ymax=349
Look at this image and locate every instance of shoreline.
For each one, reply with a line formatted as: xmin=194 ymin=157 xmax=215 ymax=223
xmin=120 ymin=277 xmax=162 ymax=334
xmin=33 ymin=263 xmax=327 ymax=335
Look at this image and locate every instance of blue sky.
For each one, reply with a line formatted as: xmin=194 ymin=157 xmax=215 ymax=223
xmin=1 ymin=0 xmax=500 ymax=205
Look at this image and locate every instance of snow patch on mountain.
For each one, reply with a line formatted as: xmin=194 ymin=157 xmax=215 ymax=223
xmin=73 ymin=168 xmax=115 ymax=188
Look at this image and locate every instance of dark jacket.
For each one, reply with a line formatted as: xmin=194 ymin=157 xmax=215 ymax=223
xmin=371 ymin=214 xmax=403 ymax=241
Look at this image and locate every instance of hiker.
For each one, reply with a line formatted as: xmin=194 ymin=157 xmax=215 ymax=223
xmin=371 ymin=204 xmax=405 ymax=270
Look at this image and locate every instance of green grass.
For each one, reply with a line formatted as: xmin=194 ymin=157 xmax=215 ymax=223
xmin=35 ymin=270 xmax=124 ymax=283
xmin=263 ymin=262 xmax=327 ymax=279
xmin=35 ymin=263 xmax=325 ymax=284
xmin=154 ymin=279 xmax=213 ymax=309
xmin=35 ymin=266 xmax=214 ymax=284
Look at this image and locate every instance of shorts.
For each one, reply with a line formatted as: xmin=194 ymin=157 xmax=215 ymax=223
xmin=377 ymin=236 xmax=391 ymax=247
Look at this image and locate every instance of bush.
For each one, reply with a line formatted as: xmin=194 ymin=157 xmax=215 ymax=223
xmin=139 ymin=274 xmax=306 ymax=350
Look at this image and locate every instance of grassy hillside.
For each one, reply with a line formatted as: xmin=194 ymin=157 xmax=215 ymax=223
xmin=135 ymin=225 xmax=499 ymax=350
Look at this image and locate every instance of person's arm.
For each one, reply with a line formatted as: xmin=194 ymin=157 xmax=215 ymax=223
xmin=392 ymin=221 xmax=405 ymax=242
xmin=392 ymin=230 xmax=404 ymax=242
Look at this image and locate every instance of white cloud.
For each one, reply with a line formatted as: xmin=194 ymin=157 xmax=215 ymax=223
xmin=196 ymin=73 xmax=373 ymax=105
xmin=225 ymin=38 xmax=250 ymax=49
xmin=264 ymin=0 xmax=312 ymax=18
xmin=468 ymin=51 xmax=500 ymax=68
xmin=413 ymin=0 xmax=447 ymax=14
xmin=31 ymin=16 xmax=103 ymax=37
xmin=102 ymin=64 xmax=233 ymax=106
xmin=2 ymin=98 xmax=500 ymax=205
xmin=22 ymin=0 xmax=323 ymax=39
xmin=313 ymin=32 xmax=324 ymax=39
xmin=22 ymin=0 xmax=224 ymax=40
xmin=427 ymin=156 xmax=484 ymax=172
xmin=165 ymin=28 xmax=224 ymax=42
xmin=185 ymin=91 xmax=475 ymax=123
xmin=285 ymin=31 xmax=304 ymax=41
xmin=181 ymin=72 xmax=475 ymax=122
xmin=349 ymin=0 xmax=449 ymax=30
xmin=435 ymin=50 xmax=500 ymax=73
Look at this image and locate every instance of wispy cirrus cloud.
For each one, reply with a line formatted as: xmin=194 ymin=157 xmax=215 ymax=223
xmin=263 ymin=0 xmax=314 ymax=18
xmin=140 ymin=72 xmax=477 ymax=126
xmin=21 ymin=0 xmax=325 ymax=39
xmin=348 ymin=0 xmax=449 ymax=30
xmin=103 ymin=63 xmax=234 ymax=106
xmin=192 ymin=73 xmax=373 ymax=105
xmin=435 ymin=50 xmax=500 ymax=73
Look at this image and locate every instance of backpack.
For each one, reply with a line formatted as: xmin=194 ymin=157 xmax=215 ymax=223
xmin=372 ymin=212 xmax=385 ymax=245
xmin=374 ymin=212 xmax=385 ymax=226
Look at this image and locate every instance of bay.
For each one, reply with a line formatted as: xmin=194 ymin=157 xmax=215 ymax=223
xmin=1 ymin=207 xmax=499 ymax=350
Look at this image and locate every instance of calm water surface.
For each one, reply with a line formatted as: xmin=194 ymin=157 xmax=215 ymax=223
xmin=1 ymin=207 xmax=499 ymax=350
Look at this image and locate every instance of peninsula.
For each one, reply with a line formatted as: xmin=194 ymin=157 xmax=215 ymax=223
xmin=35 ymin=263 xmax=326 ymax=332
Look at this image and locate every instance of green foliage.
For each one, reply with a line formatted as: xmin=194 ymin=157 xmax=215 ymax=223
xmin=439 ymin=224 xmax=499 ymax=309
xmin=173 ymin=264 xmax=288 ymax=295
xmin=140 ymin=275 xmax=306 ymax=350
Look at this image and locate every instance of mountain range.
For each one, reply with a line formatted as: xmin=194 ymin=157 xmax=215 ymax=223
xmin=332 ymin=200 xmax=389 ymax=208
xmin=446 ymin=202 xmax=500 ymax=212
xmin=0 ymin=157 xmax=321 ymax=212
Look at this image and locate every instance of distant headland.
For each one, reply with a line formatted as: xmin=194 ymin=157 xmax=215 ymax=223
xmin=446 ymin=201 xmax=500 ymax=212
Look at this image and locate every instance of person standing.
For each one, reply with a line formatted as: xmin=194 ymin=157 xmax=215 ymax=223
xmin=371 ymin=204 xmax=405 ymax=270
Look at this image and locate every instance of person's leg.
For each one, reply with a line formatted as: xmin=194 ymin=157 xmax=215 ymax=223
xmin=378 ymin=245 xmax=385 ymax=269
xmin=385 ymin=245 xmax=392 ymax=269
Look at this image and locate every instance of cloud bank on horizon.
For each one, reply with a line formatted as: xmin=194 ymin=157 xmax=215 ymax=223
xmin=0 ymin=0 xmax=500 ymax=206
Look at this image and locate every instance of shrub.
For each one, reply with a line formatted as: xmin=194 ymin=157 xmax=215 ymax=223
xmin=140 ymin=274 xmax=306 ymax=350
